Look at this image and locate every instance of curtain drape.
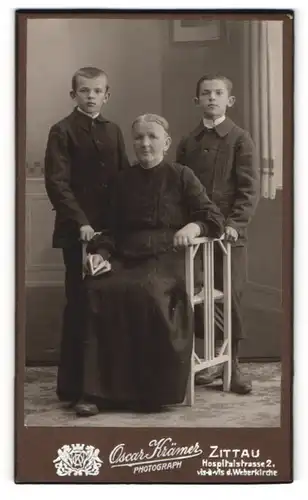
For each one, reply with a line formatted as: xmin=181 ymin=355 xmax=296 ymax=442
xmin=243 ymin=20 xmax=283 ymax=199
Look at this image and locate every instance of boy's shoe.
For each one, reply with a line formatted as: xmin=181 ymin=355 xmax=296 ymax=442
xmin=230 ymin=358 xmax=252 ymax=394
xmin=75 ymin=401 xmax=99 ymax=417
xmin=195 ymin=361 xmax=252 ymax=394
xmin=195 ymin=364 xmax=223 ymax=385
xmin=195 ymin=341 xmax=252 ymax=395
xmin=195 ymin=342 xmax=223 ymax=386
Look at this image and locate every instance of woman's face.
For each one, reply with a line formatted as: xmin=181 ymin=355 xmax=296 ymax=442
xmin=132 ymin=121 xmax=171 ymax=168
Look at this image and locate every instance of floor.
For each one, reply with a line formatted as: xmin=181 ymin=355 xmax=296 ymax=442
xmin=24 ymin=363 xmax=281 ymax=427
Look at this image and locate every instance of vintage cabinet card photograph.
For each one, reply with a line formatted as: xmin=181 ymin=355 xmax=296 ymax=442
xmin=15 ymin=9 xmax=293 ymax=484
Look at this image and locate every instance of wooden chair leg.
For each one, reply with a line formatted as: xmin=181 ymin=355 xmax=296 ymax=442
xmin=185 ymin=245 xmax=195 ymax=406
xmin=223 ymin=241 xmax=232 ymax=391
xmin=185 ymin=350 xmax=194 ymax=406
xmin=223 ymin=355 xmax=232 ymax=391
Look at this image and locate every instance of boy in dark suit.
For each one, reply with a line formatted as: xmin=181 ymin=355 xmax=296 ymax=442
xmin=44 ymin=66 xmax=129 ymax=414
xmin=176 ymin=74 xmax=260 ymax=394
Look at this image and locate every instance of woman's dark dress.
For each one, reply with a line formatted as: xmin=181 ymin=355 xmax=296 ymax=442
xmin=83 ymin=161 xmax=224 ymax=407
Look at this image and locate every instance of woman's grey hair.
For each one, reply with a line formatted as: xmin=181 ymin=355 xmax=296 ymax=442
xmin=132 ymin=114 xmax=170 ymax=134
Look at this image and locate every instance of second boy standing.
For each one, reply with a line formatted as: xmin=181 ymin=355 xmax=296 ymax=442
xmin=177 ymin=74 xmax=260 ymax=394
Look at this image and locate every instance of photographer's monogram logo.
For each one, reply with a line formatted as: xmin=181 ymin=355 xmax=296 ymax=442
xmin=53 ymin=444 xmax=103 ymax=476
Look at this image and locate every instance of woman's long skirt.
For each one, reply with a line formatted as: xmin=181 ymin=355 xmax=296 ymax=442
xmin=82 ymin=252 xmax=194 ymax=407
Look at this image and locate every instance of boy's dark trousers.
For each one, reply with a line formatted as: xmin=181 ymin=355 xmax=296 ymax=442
xmin=56 ymin=243 xmax=85 ymax=403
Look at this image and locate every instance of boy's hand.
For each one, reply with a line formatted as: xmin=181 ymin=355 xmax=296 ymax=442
xmin=225 ymin=225 xmax=238 ymax=242
xmin=174 ymin=223 xmax=201 ymax=247
xmin=80 ymin=225 xmax=95 ymax=242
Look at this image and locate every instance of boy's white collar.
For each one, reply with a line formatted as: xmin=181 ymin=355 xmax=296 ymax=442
xmin=203 ymin=115 xmax=226 ymax=129
xmin=77 ymin=106 xmax=100 ymax=119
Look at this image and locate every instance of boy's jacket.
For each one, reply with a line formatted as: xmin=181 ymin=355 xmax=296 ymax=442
xmin=44 ymin=108 xmax=129 ymax=248
xmin=176 ymin=117 xmax=260 ymax=245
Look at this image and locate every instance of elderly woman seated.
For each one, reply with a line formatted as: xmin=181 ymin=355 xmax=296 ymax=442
xmin=75 ymin=114 xmax=224 ymax=417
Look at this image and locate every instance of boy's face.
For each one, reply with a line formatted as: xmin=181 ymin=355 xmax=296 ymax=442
xmin=196 ymin=79 xmax=235 ymax=119
xmin=132 ymin=121 xmax=171 ymax=168
xmin=71 ymin=75 xmax=110 ymax=116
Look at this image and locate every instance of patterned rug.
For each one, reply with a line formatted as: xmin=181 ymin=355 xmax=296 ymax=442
xmin=24 ymin=363 xmax=281 ymax=427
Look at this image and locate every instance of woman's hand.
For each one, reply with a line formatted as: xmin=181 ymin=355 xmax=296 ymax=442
xmin=173 ymin=223 xmax=201 ymax=247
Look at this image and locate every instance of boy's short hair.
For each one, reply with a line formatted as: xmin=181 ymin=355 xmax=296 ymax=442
xmin=196 ymin=74 xmax=233 ymax=97
xmin=132 ymin=114 xmax=170 ymax=134
xmin=72 ymin=66 xmax=109 ymax=92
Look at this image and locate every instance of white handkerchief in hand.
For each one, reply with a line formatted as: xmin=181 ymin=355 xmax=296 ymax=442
xmin=87 ymin=255 xmax=111 ymax=276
